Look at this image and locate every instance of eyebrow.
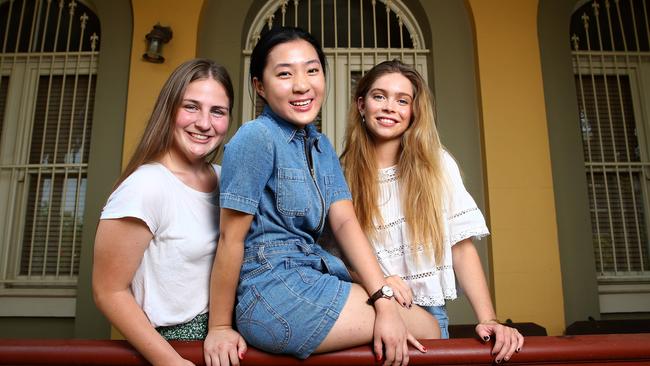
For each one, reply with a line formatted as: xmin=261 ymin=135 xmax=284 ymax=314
xmin=369 ymin=88 xmax=413 ymax=99
xmin=182 ymin=98 xmax=230 ymax=111
xmin=273 ymin=59 xmax=321 ymax=69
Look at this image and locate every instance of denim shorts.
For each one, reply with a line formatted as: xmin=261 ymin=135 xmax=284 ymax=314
xmin=236 ymin=240 xmax=352 ymax=359
xmin=422 ymin=305 xmax=450 ymax=339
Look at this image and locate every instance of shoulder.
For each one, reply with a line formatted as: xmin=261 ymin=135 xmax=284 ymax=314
xmin=112 ymin=164 xmax=169 ymax=200
xmin=211 ymin=164 xmax=222 ymax=179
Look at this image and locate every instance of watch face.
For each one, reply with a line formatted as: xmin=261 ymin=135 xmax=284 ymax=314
xmin=382 ymin=285 xmax=394 ymax=297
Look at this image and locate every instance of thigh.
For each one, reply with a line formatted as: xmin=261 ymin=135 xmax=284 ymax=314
xmin=424 ymin=305 xmax=449 ymax=339
xmin=315 ymin=284 xmax=440 ymax=353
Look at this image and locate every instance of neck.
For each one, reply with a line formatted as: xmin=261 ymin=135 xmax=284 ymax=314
xmin=159 ymin=149 xmax=207 ymax=175
xmin=373 ymin=138 xmax=401 ymax=168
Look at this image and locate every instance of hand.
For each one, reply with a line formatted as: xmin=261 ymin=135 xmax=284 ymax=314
xmin=385 ymin=275 xmax=413 ymax=309
xmin=475 ymin=321 xmax=524 ymax=363
xmin=373 ymin=300 xmax=426 ymax=366
xmin=203 ymin=326 xmax=247 ymax=366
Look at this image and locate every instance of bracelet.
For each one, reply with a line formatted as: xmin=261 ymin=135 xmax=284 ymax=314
xmin=479 ymin=318 xmax=500 ymax=325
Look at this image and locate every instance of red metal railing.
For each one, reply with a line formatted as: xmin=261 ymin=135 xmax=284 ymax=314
xmin=1 ymin=334 xmax=650 ymax=365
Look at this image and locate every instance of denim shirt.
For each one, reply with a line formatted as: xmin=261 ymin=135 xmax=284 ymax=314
xmin=220 ymin=106 xmax=352 ymax=247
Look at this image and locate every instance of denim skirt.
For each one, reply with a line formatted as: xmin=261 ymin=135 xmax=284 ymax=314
xmin=422 ymin=305 xmax=450 ymax=339
xmin=236 ymin=240 xmax=352 ymax=359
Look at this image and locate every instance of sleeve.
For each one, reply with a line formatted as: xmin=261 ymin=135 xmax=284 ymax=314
xmin=219 ymin=122 xmax=274 ymax=214
xmin=100 ymin=166 xmax=164 ymax=235
xmin=442 ymin=151 xmax=490 ymax=246
xmin=322 ymin=136 xmax=352 ymax=204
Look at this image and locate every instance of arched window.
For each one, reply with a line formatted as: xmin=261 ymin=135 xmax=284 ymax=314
xmin=570 ymin=0 xmax=650 ymax=298
xmin=0 ymin=0 xmax=100 ymax=296
xmin=242 ymin=0 xmax=429 ymax=151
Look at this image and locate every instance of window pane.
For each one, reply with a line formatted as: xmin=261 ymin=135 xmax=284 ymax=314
xmin=30 ymin=75 xmax=95 ymax=165
xmin=20 ymin=173 xmax=86 ymax=277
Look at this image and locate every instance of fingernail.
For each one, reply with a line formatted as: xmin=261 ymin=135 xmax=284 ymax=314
xmin=516 ymin=348 xmax=520 ymax=353
xmin=376 ymin=354 xmax=382 ymax=362
xmin=505 ymin=357 xmax=510 ymax=361
xmin=483 ymin=336 xmax=490 ymax=341
xmin=495 ymin=359 xmax=501 ymax=364
xmin=408 ymin=303 xmax=412 ymax=309
xmin=403 ymin=302 xmax=407 ymax=307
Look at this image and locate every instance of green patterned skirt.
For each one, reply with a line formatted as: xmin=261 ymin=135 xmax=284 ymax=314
xmin=156 ymin=312 xmax=208 ymax=340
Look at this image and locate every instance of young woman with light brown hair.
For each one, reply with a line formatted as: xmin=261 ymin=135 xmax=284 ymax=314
xmin=341 ymin=59 xmax=524 ymax=363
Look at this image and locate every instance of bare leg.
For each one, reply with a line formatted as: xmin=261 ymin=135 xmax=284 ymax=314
xmin=314 ymin=283 xmax=439 ymax=353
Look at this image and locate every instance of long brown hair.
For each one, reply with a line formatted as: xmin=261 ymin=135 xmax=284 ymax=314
xmin=113 ymin=58 xmax=234 ymax=191
xmin=340 ymin=60 xmax=448 ymax=264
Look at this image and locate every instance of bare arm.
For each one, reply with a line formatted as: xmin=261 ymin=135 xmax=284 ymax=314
xmin=452 ymin=239 xmax=524 ymax=362
xmin=203 ymin=208 xmax=250 ymax=366
xmin=93 ymin=218 xmax=192 ymax=366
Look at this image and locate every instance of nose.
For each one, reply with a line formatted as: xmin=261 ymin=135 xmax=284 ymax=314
xmin=195 ymin=110 xmax=211 ymax=130
xmin=382 ymin=98 xmax=397 ymax=113
xmin=293 ymin=72 xmax=309 ymax=94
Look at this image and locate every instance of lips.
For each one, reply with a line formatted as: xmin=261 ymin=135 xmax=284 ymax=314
xmin=289 ymin=98 xmax=313 ymax=111
xmin=376 ymin=117 xmax=398 ymax=126
xmin=188 ymin=131 xmax=211 ymax=141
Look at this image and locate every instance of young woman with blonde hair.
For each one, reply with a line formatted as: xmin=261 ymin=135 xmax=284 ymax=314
xmin=341 ymin=59 xmax=524 ymax=363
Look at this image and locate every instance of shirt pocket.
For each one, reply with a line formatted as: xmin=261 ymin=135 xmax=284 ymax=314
xmin=277 ymin=167 xmax=310 ymax=216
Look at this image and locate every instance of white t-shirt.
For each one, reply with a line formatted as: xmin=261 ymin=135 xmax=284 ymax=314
xmin=372 ymin=151 xmax=489 ymax=306
xmin=100 ymin=163 xmax=220 ymax=327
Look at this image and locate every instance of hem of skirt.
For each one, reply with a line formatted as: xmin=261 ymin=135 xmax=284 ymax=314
xmin=293 ymin=280 xmax=352 ymax=359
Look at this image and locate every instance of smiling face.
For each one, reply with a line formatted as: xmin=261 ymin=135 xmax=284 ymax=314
xmin=357 ymin=72 xmax=414 ymax=144
xmin=254 ymin=39 xmax=325 ymax=128
xmin=171 ymin=78 xmax=230 ymax=164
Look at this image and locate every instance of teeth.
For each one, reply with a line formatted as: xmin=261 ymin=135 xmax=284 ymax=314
xmin=378 ymin=118 xmax=395 ymax=124
xmin=290 ymin=100 xmax=311 ymax=106
xmin=190 ymin=132 xmax=208 ymax=140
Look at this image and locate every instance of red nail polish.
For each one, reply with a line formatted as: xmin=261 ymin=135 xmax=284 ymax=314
xmin=422 ymin=347 xmax=428 ymax=352
xmin=376 ymin=354 xmax=382 ymax=362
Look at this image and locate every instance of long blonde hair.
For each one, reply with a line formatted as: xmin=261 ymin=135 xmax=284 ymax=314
xmin=112 ymin=58 xmax=234 ymax=191
xmin=340 ymin=60 xmax=448 ymax=264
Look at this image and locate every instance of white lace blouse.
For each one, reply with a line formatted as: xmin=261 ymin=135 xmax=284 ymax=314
xmin=372 ymin=151 xmax=489 ymax=306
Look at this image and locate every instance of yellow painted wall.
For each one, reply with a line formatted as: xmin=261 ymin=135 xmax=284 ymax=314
xmin=111 ymin=0 xmax=204 ymax=340
xmin=122 ymin=0 xmax=205 ymax=168
xmin=467 ymin=0 xmax=566 ymax=335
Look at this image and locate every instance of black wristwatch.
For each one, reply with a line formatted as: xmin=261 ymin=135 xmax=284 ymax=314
xmin=367 ymin=285 xmax=394 ymax=305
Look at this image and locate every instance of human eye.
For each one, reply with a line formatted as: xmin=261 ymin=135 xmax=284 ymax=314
xmin=307 ymin=67 xmax=320 ymax=75
xmin=211 ymin=108 xmax=227 ymax=117
xmin=398 ymin=98 xmax=410 ymax=106
xmin=276 ymin=70 xmax=291 ymax=78
xmin=372 ymin=94 xmax=385 ymax=101
xmin=183 ymin=103 xmax=198 ymax=111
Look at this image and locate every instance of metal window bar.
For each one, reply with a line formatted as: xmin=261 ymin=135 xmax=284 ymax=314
xmin=571 ymin=0 xmax=650 ymax=280
xmin=0 ymin=0 xmax=100 ymax=289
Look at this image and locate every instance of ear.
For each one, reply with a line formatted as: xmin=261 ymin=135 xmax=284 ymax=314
xmin=356 ymin=96 xmax=365 ymax=116
xmin=253 ymin=77 xmax=266 ymax=99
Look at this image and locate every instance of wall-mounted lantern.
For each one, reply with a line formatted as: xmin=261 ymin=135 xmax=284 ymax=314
xmin=143 ymin=24 xmax=173 ymax=63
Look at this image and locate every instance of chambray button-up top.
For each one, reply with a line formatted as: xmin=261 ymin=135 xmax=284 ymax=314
xmin=220 ymin=107 xmax=351 ymax=246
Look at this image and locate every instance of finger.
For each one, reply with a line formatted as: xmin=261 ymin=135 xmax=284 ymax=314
xmin=228 ymin=347 xmax=240 ymax=366
xmin=204 ymin=349 xmax=212 ymax=366
xmin=402 ymin=338 xmax=410 ymax=366
xmin=238 ymin=337 xmax=248 ymax=359
xmin=516 ymin=331 xmax=524 ymax=353
xmin=494 ymin=328 xmax=512 ymax=363
xmin=374 ymin=337 xmax=384 ymax=363
xmin=212 ymin=354 xmax=221 ymax=366
xmin=475 ymin=324 xmax=492 ymax=342
xmin=502 ymin=330 xmax=519 ymax=362
xmin=219 ymin=350 xmax=230 ymax=366
xmin=407 ymin=332 xmax=427 ymax=353
xmin=491 ymin=326 xmax=505 ymax=358
xmin=383 ymin=341 xmax=395 ymax=366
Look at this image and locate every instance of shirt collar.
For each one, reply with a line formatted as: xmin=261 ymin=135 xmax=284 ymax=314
xmin=262 ymin=106 xmax=322 ymax=151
